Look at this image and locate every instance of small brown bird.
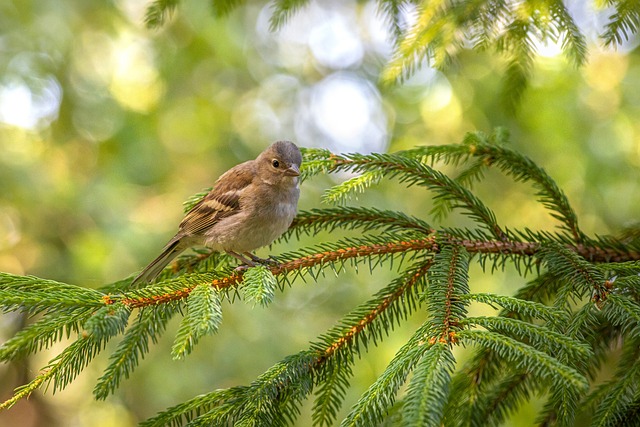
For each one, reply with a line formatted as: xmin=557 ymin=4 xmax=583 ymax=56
xmin=132 ymin=141 xmax=302 ymax=285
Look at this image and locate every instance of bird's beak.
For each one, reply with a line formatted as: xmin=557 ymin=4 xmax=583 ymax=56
xmin=284 ymin=164 xmax=300 ymax=177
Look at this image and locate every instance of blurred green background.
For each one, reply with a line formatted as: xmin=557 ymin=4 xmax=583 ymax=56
xmin=0 ymin=0 xmax=639 ymax=425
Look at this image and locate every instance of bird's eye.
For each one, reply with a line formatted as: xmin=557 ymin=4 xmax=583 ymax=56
xmin=272 ymin=159 xmax=280 ymax=168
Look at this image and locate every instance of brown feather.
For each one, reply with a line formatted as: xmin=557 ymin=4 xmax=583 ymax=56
xmin=178 ymin=161 xmax=254 ymax=236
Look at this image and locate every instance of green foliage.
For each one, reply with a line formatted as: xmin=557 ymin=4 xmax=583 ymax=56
xmin=141 ymin=0 xmax=639 ymax=106
xmin=601 ymin=0 xmax=640 ymax=46
xmin=312 ymin=360 xmax=353 ymax=427
xmin=0 ymin=308 xmax=95 ymax=361
xmin=94 ymin=304 xmax=180 ymax=400
xmin=171 ymin=283 xmax=223 ymax=360
xmin=341 ymin=323 xmax=437 ymax=427
xmin=145 ymin=0 xmax=179 ymax=27
xmin=402 ymin=342 xmax=455 ymax=427
xmin=2 ymin=131 xmax=640 ymax=425
xmin=268 ymin=0 xmax=311 ymax=31
xmin=242 ymin=265 xmax=277 ymax=307
xmin=0 ymin=272 xmax=104 ymax=314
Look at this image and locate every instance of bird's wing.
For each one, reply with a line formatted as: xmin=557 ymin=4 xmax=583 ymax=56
xmin=178 ymin=161 xmax=254 ymax=236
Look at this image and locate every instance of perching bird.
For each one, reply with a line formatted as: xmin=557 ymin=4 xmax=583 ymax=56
xmin=131 ymin=141 xmax=302 ymax=285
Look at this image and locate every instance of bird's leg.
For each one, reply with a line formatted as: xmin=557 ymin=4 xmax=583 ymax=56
xmin=227 ymin=251 xmax=256 ymax=267
xmin=244 ymin=252 xmax=279 ymax=266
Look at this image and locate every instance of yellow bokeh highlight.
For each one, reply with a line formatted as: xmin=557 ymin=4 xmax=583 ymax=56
xmin=72 ymin=29 xmax=164 ymax=113
xmin=109 ymin=32 xmax=165 ymax=113
xmin=581 ymin=52 xmax=628 ymax=119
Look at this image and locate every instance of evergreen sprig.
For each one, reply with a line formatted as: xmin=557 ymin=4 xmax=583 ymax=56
xmin=402 ymin=342 xmax=455 ymax=427
xmin=0 ymin=307 xmax=95 ymax=361
xmin=94 ymin=304 xmax=180 ymax=400
xmin=0 ymin=272 xmax=104 ymax=314
xmin=145 ymin=0 xmax=179 ymax=28
xmin=309 ymin=151 xmax=508 ymax=240
xmin=288 ymin=206 xmax=433 ymax=237
xmin=602 ymin=0 xmax=640 ymax=46
xmin=142 ymin=0 xmax=640 ymax=106
xmin=171 ymin=283 xmax=223 ymax=360
xmin=2 ymin=130 xmax=640 ymax=425
xmin=341 ymin=323 xmax=438 ymax=427
xmin=405 ymin=130 xmax=586 ymax=243
xmin=242 ymin=265 xmax=278 ymax=307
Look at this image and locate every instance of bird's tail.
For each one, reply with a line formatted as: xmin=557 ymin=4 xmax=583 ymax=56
xmin=131 ymin=239 xmax=185 ymax=286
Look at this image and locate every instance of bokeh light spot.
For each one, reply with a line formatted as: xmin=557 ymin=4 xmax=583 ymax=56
xmin=0 ymin=76 xmax=61 ymax=130
xmin=309 ymin=14 xmax=363 ymax=69
xmin=309 ymin=73 xmax=388 ymax=153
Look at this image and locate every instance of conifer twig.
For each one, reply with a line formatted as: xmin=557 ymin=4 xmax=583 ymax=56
xmin=103 ymin=236 xmax=640 ymax=310
xmin=318 ymin=260 xmax=433 ymax=363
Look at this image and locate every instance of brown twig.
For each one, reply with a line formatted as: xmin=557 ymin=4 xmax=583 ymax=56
xmin=105 ymin=236 xmax=640 ymax=309
xmin=319 ymin=260 xmax=433 ymax=363
xmin=110 ymin=238 xmax=439 ymax=308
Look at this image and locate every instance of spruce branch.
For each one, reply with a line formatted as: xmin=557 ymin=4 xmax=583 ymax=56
xmin=142 ymin=0 xmax=640 ymax=105
xmin=4 ymin=130 xmax=640 ymax=424
xmin=461 ymin=316 xmax=592 ymax=363
xmin=321 ymin=170 xmax=384 ymax=205
xmin=143 ymin=262 xmax=432 ymax=426
xmin=426 ymin=244 xmax=470 ymax=343
xmin=269 ymin=0 xmax=311 ymax=31
xmin=460 ymin=292 xmax=568 ymax=325
xmin=0 ymin=372 xmax=49 ymax=411
xmin=144 ymin=0 xmax=179 ymax=28
xmin=467 ymin=372 xmax=535 ymax=427
xmin=456 ymin=329 xmax=589 ymax=390
xmin=312 ymin=362 xmax=353 ymax=427
xmin=601 ymin=293 xmax=640 ymax=333
xmin=287 ymin=207 xmax=434 ymax=237
xmin=314 ymin=261 xmax=432 ymax=364
xmin=341 ymin=322 xmax=437 ymax=427
xmin=242 ymin=265 xmax=277 ymax=307
xmin=548 ymin=0 xmax=587 ymax=66
xmin=194 ymin=351 xmax=316 ymax=426
xmin=309 ymin=261 xmax=431 ymax=426
xmin=106 ymin=237 xmax=439 ymax=309
xmin=171 ymin=283 xmax=223 ymax=360
xmin=376 ymin=0 xmax=411 ymax=42
xmin=140 ymin=387 xmax=249 ymax=427
xmin=0 ymin=273 xmax=104 ymax=314
xmin=310 ymin=151 xmax=508 ymax=241
xmin=468 ymin=141 xmax=587 ymax=243
xmin=537 ymin=242 xmax=606 ymax=305
xmin=94 ymin=304 xmax=180 ymax=400
xmin=101 ymin=235 xmax=639 ymax=312
xmin=444 ymin=346 xmax=511 ymax=425
xmin=0 ymin=307 xmax=95 ymax=362
xmin=1 ymin=308 xmax=130 ymax=409
xmin=402 ymin=342 xmax=456 ymax=427
xmin=406 ymin=135 xmax=587 ymax=243
xmin=601 ymin=0 xmax=640 ymax=46
xmin=429 ymin=159 xmax=487 ymax=222
xmin=586 ymin=335 xmax=640 ymax=426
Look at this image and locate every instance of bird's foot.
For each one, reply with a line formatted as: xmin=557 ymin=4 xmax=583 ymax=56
xmin=245 ymin=252 xmax=280 ymax=267
xmin=234 ymin=264 xmax=250 ymax=273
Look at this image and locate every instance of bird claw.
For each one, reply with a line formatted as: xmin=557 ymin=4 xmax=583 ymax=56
xmin=261 ymin=256 xmax=281 ymax=266
xmin=245 ymin=253 xmax=280 ymax=266
xmin=234 ymin=264 xmax=250 ymax=273
xmin=233 ymin=256 xmax=279 ymax=272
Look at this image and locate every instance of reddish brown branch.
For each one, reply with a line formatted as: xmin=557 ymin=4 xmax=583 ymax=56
xmin=110 ymin=238 xmax=440 ymax=308
xmin=319 ymin=261 xmax=433 ymax=363
xmin=105 ymin=237 xmax=640 ymax=309
xmin=439 ymin=246 xmax=462 ymax=344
